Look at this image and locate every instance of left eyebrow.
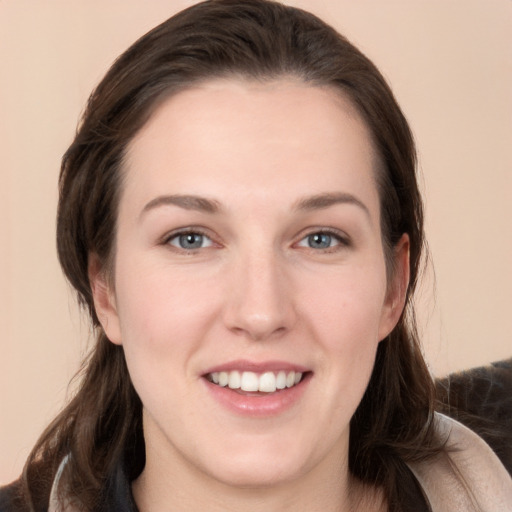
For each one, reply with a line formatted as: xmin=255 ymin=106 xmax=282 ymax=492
xmin=293 ymin=192 xmax=371 ymax=218
xmin=139 ymin=194 xmax=222 ymax=220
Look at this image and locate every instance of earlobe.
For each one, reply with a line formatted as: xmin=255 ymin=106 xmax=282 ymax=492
xmin=88 ymin=254 xmax=122 ymax=345
xmin=378 ymin=234 xmax=410 ymax=341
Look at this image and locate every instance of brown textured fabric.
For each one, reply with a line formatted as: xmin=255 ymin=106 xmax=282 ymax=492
xmin=436 ymin=358 xmax=512 ymax=474
xmin=0 ymin=482 xmax=24 ymax=512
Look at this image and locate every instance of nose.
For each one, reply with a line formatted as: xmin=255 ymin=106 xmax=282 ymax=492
xmin=222 ymin=248 xmax=296 ymax=341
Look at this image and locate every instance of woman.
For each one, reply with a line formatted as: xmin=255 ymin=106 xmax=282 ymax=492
xmin=1 ymin=1 xmax=510 ymax=510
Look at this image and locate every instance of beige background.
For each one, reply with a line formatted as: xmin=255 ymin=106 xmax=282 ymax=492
xmin=1 ymin=0 xmax=510 ymax=485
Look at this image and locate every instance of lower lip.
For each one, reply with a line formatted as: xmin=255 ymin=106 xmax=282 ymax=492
xmin=203 ymin=374 xmax=311 ymax=417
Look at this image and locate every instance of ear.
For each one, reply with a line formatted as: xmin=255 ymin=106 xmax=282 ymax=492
xmin=378 ymin=234 xmax=410 ymax=341
xmin=88 ymin=253 xmax=122 ymax=345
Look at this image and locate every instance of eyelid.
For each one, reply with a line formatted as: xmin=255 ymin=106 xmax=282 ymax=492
xmin=161 ymin=226 xmax=219 ymax=250
xmin=294 ymin=227 xmax=351 ymax=249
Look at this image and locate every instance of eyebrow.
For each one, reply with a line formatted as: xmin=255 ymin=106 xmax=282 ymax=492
xmin=140 ymin=191 xmax=370 ymax=219
xmin=140 ymin=194 xmax=222 ymax=218
xmin=293 ymin=192 xmax=370 ymax=217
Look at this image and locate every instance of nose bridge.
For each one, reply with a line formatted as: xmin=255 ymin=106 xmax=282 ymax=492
xmin=224 ymin=241 xmax=295 ymax=340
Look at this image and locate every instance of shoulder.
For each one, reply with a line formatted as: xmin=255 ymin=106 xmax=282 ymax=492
xmin=436 ymin=357 xmax=512 ymax=473
xmin=0 ymin=480 xmax=29 ymax=512
xmin=409 ymin=412 xmax=512 ymax=511
xmin=406 ymin=359 xmax=512 ymax=511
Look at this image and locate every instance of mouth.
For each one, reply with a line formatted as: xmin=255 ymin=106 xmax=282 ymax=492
xmin=205 ymin=370 xmax=306 ymax=394
xmin=202 ymin=362 xmax=312 ymax=416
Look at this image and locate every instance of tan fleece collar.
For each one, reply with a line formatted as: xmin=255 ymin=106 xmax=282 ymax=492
xmin=408 ymin=412 xmax=512 ymax=511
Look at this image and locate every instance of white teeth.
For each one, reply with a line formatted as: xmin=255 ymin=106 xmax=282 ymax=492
xmin=209 ymin=370 xmax=303 ymax=393
xmin=240 ymin=371 xmax=259 ymax=392
xmin=258 ymin=372 xmax=276 ymax=392
xmin=228 ymin=371 xmax=241 ymax=389
xmin=218 ymin=371 xmax=229 ymax=387
xmin=276 ymin=371 xmax=287 ymax=389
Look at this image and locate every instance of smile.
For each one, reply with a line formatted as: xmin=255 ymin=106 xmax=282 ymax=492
xmin=207 ymin=370 xmax=304 ymax=393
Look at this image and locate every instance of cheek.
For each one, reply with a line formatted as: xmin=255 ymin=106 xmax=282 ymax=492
xmin=301 ymin=262 xmax=388 ymax=344
xmin=112 ymin=264 xmax=223 ymax=422
xmin=301 ymin=262 xmax=388 ymax=394
xmin=113 ymin=258 xmax=221 ymax=362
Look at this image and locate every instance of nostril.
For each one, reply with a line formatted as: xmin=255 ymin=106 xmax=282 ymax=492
xmin=227 ymin=314 xmax=290 ymax=341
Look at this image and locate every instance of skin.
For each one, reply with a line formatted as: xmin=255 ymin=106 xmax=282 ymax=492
xmin=91 ymin=79 xmax=409 ymax=512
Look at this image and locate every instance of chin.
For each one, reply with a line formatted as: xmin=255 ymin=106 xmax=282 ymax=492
xmin=198 ymin=439 xmax=314 ymax=489
xmin=211 ymin=459 xmax=304 ymax=489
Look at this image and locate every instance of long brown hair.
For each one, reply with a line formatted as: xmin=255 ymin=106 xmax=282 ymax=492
xmin=22 ymin=1 xmax=440 ymax=509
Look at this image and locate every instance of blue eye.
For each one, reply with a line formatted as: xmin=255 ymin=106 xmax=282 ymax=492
xmin=168 ymin=232 xmax=213 ymax=250
xmin=297 ymin=231 xmax=345 ymax=250
xmin=307 ymin=233 xmax=334 ymax=249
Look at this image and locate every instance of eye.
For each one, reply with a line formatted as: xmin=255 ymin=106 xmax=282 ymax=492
xmin=296 ymin=230 xmax=347 ymax=250
xmin=167 ymin=231 xmax=214 ymax=250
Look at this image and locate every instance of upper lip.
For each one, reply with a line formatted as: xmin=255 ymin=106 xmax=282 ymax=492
xmin=202 ymin=359 xmax=310 ymax=375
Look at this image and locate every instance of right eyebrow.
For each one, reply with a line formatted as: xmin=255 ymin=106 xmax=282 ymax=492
xmin=139 ymin=194 xmax=222 ymax=220
xmin=293 ymin=192 xmax=370 ymax=219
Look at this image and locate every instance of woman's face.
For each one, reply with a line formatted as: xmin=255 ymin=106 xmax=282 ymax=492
xmin=92 ymin=79 xmax=408 ymax=489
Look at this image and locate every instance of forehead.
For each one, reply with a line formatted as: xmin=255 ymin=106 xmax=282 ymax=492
xmin=122 ymin=79 xmax=380 ymax=216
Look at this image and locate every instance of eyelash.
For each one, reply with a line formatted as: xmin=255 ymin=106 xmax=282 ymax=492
xmin=295 ymin=228 xmax=350 ymax=252
xmin=163 ymin=228 xmax=216 ymax=252
xmin=162 ymin=227 xmax=350 ymax=253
